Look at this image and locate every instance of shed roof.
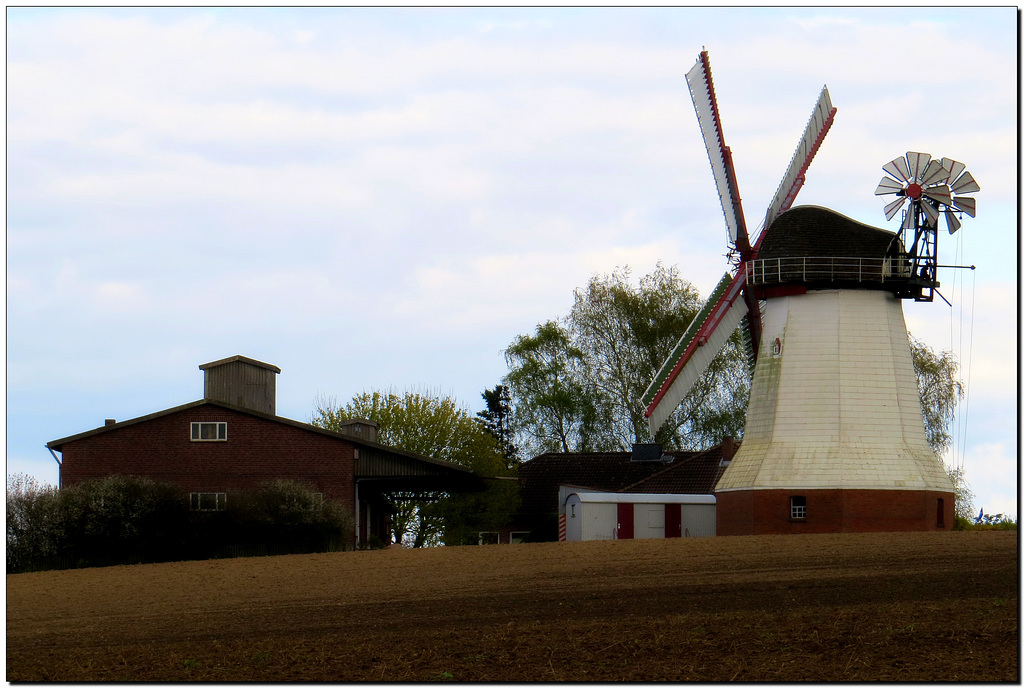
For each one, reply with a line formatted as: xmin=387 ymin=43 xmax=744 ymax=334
xmin=517 ymin=443 xmax=732 ymax=516
xmin=565 ymin=491 xmax=716 ymax=505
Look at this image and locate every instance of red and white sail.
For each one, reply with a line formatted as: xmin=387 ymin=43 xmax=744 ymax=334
xmin=760 ymin=86 xmax=837 ymax=236
xmin=685 ymin=52 xmax=749 ymax=253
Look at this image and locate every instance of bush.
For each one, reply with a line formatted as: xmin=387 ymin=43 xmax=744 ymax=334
xmin=952 ymin=514 xmax=1017 ymax=532
xmin=46 ymin=475 xmax=190 ymax=569
xmin=225 ymin=480 xmax=354 ymax=553
xmin=7 ymin=475 xmax=355 ymax=572
xmin=7 ymin=474 xmax=59 ymax=573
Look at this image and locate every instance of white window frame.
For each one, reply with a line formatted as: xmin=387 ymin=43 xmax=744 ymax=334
xmin=191 ymin=421 xmax=227 ymax=442
xmin=790 ymin=496 xmax=807 ymax=520
xmin=190 ymin=492 xmax=227 ymax=511
xmin=477 ymin=531 xmax=500 ymax=545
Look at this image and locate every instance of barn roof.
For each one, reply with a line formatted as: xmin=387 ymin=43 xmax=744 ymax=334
xmin=517 ymin=442 xmax=734 ymax=516
xmin=46 ymin=399 xmax=478 ymax=489
xmin=198 ymin=355 xmax=281 ymax=373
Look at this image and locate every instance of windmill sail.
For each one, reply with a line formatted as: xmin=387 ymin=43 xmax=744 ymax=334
xmin=760 ymin=86 xmax=837 ymax=235
xmin=686 ymin=52 xmax=748 ymax=251
xmin=644 ymin=273 xmax=748 ymax=435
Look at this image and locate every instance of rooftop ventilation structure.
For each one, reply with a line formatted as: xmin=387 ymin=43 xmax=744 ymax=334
xmin=199 ymin=355 xmax=281 ymax=415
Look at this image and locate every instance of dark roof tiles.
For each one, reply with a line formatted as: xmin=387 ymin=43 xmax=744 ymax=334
xmin=759 ymin=205 xmax=901 ymax=261
xmin=517 ymin=443 xmax=734 ymax=515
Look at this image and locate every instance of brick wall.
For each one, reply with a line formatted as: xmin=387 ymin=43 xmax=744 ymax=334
xmin=716 ymin=488 xmax=955 ymax=535
xmin=58 ymin=403 xmax=356 ymax=511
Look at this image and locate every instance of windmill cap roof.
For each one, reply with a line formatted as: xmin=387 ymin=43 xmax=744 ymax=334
xmin=759 ymin=206 xmax=902 ymax=261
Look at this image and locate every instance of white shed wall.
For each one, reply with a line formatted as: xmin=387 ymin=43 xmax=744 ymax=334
xmin=562 ymin=490 xmax=718 ymax=540
xmin=582 ymin=501 xmax=617 ymax=541
xmin=681 ymin=503 xmax=716 ymax=537
xmin=634 ymin=503 xmax=666 ymax=539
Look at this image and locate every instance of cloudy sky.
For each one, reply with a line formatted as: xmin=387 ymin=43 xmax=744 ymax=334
xmin=7 ymin=7 xmax=1017 ymax=517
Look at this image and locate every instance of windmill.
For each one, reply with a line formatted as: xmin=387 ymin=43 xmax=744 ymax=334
xmin=642 ymin=50 xmax=837 ymax=434
xmin=645 ymin=50 xmax=970 ymax=535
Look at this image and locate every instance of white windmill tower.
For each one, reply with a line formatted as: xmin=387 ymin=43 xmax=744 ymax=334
xmin=643 ymin=51 xmax=975 ymax=534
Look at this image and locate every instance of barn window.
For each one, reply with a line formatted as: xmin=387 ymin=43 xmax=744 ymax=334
xmin=790 ymin=496 xmax=807 ymax=520
xmin=190 ymin=492 xmax=227 ymax=511
xmin=191 ymin=422 xmax=227 ymax=441
xmin=937 ymin=498 xmax=945 ymax=528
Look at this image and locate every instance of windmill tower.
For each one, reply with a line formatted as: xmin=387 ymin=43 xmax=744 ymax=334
xmin=643 ymin=51 xmax=975 ymax=534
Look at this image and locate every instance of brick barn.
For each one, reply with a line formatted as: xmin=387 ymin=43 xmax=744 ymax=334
xmin=46 ymin=355 xmax=480 ymax=546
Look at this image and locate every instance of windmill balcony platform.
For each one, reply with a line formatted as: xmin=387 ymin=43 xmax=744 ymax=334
xmin=745 ymin=255 xmax=929 ymax=291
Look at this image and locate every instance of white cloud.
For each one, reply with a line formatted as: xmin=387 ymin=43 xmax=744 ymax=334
xmin=392 ymin=240 xmax=724 ymax=336
xmin=92 ymin=281 xmax=151 ymax=313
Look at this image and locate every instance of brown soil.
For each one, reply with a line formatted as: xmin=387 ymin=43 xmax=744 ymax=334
xmin=6 ymin=531 xmax=1018 ymax=682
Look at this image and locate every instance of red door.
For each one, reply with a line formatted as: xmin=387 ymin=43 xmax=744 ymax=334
xmin=616 ymin=503 xmax=634 ymax=539
xmin=665 ymin=503 xmax=682 ymax=538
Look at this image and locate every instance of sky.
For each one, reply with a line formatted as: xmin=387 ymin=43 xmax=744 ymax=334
xmin=7 ymin=7 xmax=1018 ymax=518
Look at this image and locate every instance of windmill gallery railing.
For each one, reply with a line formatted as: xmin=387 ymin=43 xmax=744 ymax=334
xmin=745 ymin=255 xmax=915 ymax=287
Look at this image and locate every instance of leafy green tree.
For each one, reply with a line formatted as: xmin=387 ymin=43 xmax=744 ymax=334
xmin=910 ymin=336 xmax=965 ymax=455
xmin=909 ymin=336 xmax=973 ymax=519
xmin=477 ymin=385 xmax=519 ymax=468
xmin=504 ymin=320 xmax=604 ymax=456
xmin=312 ymin=390 xmax=518 ymax=547
xmin=945 ymin=466 xmax=976 ymax=522
xmin=504 ymin=264 xmax=749 ymax=456
xmin=569 ymin=264 xmax=748 ymax=450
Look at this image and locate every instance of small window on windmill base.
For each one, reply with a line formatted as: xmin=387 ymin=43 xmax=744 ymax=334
xmin=790 ymin=496 xmax=807 ymax=520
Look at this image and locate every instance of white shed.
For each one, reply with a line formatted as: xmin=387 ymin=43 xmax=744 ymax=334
xmin=558 ymin=488 xmax=716 ymax=541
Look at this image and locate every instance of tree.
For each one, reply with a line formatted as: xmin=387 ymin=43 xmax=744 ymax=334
xmin=504 ymin=320 xmax=604 ymax=456
xmin=477 ymin=385 xmax=519 ymax=468
xmin=7 ymin=473 xmax=58 ymax=573
xmin=504 ymin=264 xmax=749 ymax=456
xmin=945 ymin=465 xmax=976 ymax=522
xmin=909 ymin=335 xmax=972 ymax=520
xmin=312 ymin=390 xmax=519 ymax=547
xmin=910 ymin=336 xmax=965 ymax=456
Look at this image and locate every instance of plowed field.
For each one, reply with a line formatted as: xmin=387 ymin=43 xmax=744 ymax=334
xmin=7 ymin=531 xmax=1018 ymax=681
